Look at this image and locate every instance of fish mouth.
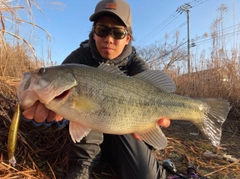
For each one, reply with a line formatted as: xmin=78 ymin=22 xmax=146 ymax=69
xmin=53 ymin=88 xmax=73 ymax=101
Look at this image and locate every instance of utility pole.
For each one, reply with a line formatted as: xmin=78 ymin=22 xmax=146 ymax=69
xmin=177 ymin=4 xmax=192 ymax=75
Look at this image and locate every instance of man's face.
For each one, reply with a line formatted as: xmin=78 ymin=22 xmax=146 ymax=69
xmin=93 ymin=15 xmax=131 ymax=60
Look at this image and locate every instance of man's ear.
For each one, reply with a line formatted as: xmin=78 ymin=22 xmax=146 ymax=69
xmin=125 ymin=35 xmax=131 ymax=45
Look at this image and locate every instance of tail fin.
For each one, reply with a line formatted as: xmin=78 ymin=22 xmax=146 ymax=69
xmin=196 ymin=98 xmax=231 ymax=147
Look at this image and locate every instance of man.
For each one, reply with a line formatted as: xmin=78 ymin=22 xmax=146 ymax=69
xmin=21 ymin=0 xmax=170 ymax=178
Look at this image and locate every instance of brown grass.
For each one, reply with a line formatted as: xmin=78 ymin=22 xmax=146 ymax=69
xmin=0 ymin=1 xmax=239 ymax=178
xmin=0 ymin=0 xmax=61 ymax=77
xmin=0 ymin=76 xmax=69 ymax=179
xmin=171 ymin=58 xmax=240 ymax=118
xmin=0 ymin=38 xmax=240 ymax=179
xmin=0 ymin=43 xmax=41 ymax=77
xmin=0 ymin=67 xmax=240 ymax=178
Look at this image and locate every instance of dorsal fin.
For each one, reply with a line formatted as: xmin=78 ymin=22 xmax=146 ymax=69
xmin=98 ymin=63 xmax=125 ymax=76
xmin=134 ymin=70 xmax=176 ymax=93
xmin=98 ymin=63 xmax=176 ymax=93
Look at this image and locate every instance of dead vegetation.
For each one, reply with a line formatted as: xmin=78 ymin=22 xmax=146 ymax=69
xmin=0 ymin=72 xmax=240 ymax=179
xmin=0 ymin=76 xmax=69 ymax=179
xmin=0 ymin=1 xmax=239 ymax=178
xmin=158 ymin=121 xmax=240 ymax=179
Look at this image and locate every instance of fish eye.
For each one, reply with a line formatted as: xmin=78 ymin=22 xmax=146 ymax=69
xmin=38 ymin=68 xmax=46 ymax=74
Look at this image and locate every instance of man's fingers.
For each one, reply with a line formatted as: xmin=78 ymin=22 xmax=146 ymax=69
xmin=46 ymin=110 xmax=57 ymax=122
xmin=22 ymin=101 xmax=39 ymax=120
xmin=131 ymin=133 xmax=141 ymax=140
xmin=55 ymin=114 xmax=63 ymax=121
xmin=34 ymin=102 xmax=49 ymax=123
xmin=158 ymin=118 xmax=170 ymax=128
xmin=22 ymin=100 xmax=63 ymax=123
xmin=46 ymin=111 xmax=63 ymax=122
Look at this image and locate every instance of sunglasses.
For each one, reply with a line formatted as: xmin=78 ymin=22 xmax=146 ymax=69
xmin=93 ymin=25 xmax=128 ymax=39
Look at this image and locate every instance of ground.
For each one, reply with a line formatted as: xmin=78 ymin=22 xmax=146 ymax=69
xmin=157 ymin=120 xmax=240 ymax=179
xmin=0 ymin=77 xmax=239 ymax=179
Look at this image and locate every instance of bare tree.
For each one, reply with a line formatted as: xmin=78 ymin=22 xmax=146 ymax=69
xmin=137 ymin=30 xmax=187 ymax=71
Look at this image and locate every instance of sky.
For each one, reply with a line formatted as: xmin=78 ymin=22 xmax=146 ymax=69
xmin=22 ymin=0 xmax=240 ymax=65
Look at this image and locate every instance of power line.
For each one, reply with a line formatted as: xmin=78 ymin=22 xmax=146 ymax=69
xmin=189 ymin=0 xmax=210 ymax=8
xmin=135 ymin=0 xmax=209 ymax=47
xmin=192 ymin=24 xmax=240 ymax=46
xmin=147 ymin=24 xmax=240 ymax=63
xmin=149 ymin=41 xmax=188 ymax=63
xmin=135 ymin=11 xmax=181 ymax=46
xmin=161 ymin=21 xmax=187 ymax=41
xmin=194 ymin=29 xmax=240 ymax=46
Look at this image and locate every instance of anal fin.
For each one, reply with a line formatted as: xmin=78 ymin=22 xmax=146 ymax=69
xmin=136 ymin=125 xmax=167 ymax=150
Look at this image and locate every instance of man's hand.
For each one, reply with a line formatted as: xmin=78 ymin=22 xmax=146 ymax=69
xmin=131 ymin=118 xmax=170 ymax=140
xmin=22 ymin=101 xmax=63 ymax=123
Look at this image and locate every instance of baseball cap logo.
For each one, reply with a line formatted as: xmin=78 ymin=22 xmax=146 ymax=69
xmin=105 ymin=3 xmax=117 ymax=9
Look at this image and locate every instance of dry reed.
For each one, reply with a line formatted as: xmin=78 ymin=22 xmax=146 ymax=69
xmin=0 ymin=1 xmax=239 ymax=178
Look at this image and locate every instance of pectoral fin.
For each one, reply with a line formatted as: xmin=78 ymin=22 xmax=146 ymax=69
xmin=72 ymin=96 xmax=101 ymax=112
xmin=136 ymin=125 xmax=167 ymax=150
xmin=69 ymin=121 xmax=91 ymax=143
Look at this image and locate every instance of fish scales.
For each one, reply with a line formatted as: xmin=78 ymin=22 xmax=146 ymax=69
xmin=45 ymin=65 xmax=212 ymax=133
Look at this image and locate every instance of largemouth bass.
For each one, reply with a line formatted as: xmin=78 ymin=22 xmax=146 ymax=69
xmin=17 ymin=63 xmax=231 ymax=150
xmin=8 ymin=103 xmax=20 ymax=166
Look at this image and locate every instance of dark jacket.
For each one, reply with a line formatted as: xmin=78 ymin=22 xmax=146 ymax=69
xmin=21 ymin=36 xmax=149 ymax=132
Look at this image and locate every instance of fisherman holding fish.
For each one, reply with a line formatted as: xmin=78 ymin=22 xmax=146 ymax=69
xmin=19 ymin=0 xmax=171 ymax=178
